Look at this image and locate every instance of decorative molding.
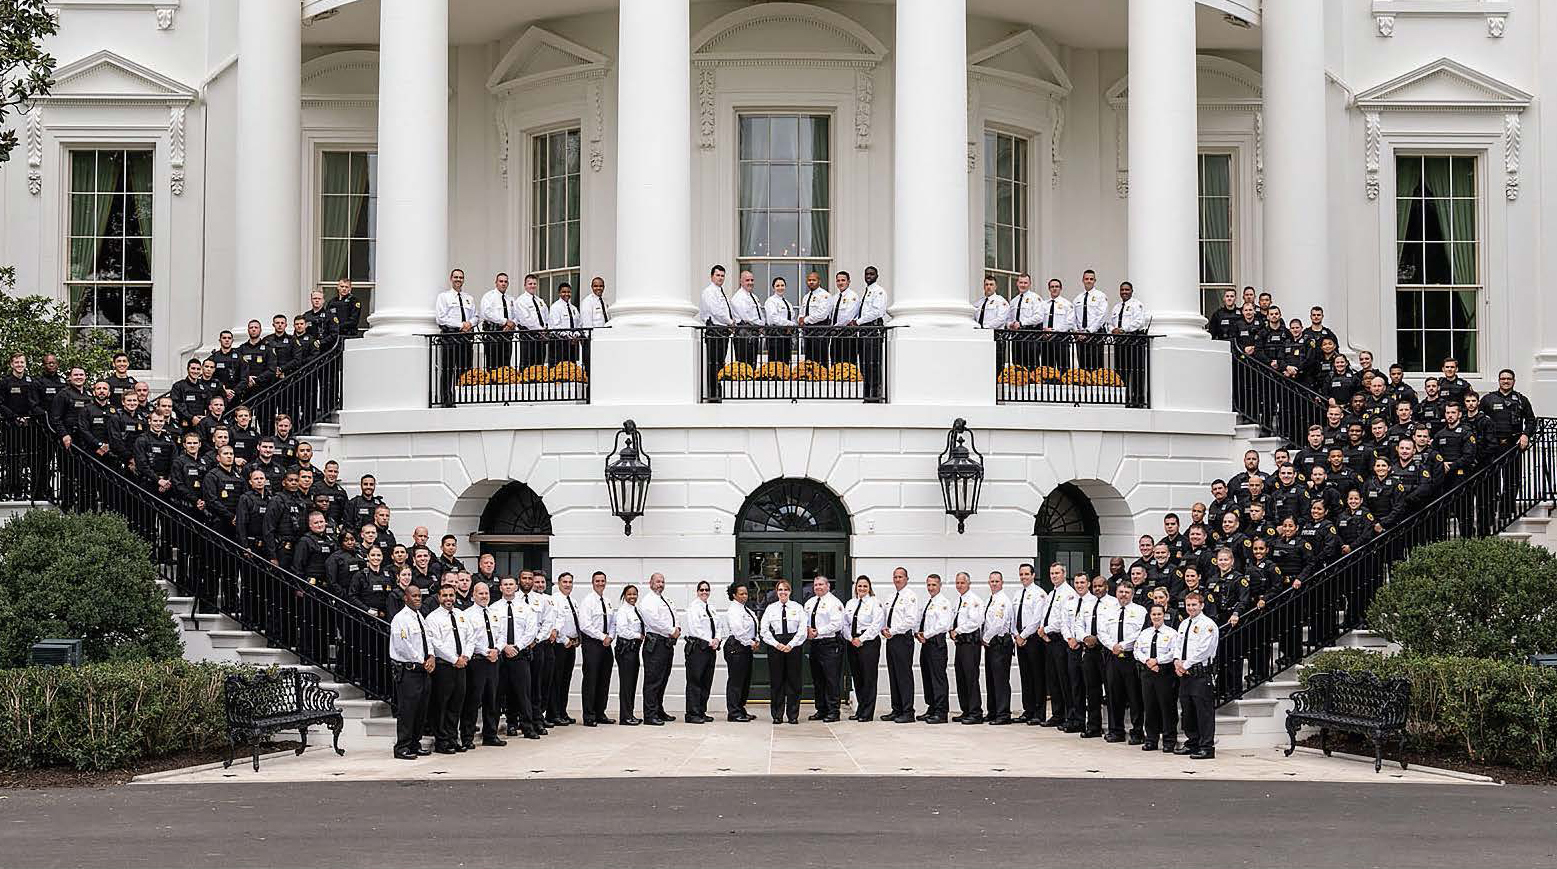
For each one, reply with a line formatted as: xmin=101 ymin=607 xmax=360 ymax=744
xmin=697 ymin=67 xmax=716 ymax=150
xmin=965 ymin=78 xmax=978 ymax=174
xmin=41 ymin=48 xmax=197 ymax=107
xmin=1253 ymin=109 xmax=1264 ymax=199
xmin=155 ymin=5 xmax=173 ymax=29
xmin=968 ymin=142 xmax=978 ymax=174
xmin=167 ymin=105 xmax=185 ymax=195
xmin=966 ymin=30 xmax=1074 ymax=101
xmin=1376 ymin=14 xmax=1395 ymax=36
xmin=853 ymin=70 xmax=873 ymax=150
xmin=1354 ymin=57 xmax=1532 ymax=112
xmin=1049 ymin=98 xmax=1064 ymax=189
xmin=25 ymin=107 xmax=42 ymax=196
xmin=486 ymin=26 xmax=611 ymax=96
xmin=588 ymin=79 xmax=604 ymax=172
xmin=1370 ymin=1 xmax=1512 ymax=38
xmin=1487 ymin=15 xmax=1506 ymax=37
xmin=301 ymin=49 xmax=378 ymax=104
xmin=692 ymin=3 xmax=887 ymax=69
xmin=47 ymin=1 xmax=181 ymax=31
xmin=1114 ymin=107 xmax=1128 ymax=198
xmin=1364 ymin=111 xmax=1382 ymax=201
xmin=1503 ymin=112 xmax=1521 ymax=201
xmin=495 ymin=111 xmax=509 ymax=188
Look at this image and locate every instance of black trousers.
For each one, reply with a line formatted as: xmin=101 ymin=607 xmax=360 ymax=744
xmin=704 ymin=328 xmax=731 ymax=399
xmin=858 ymin=325 xmax=885 ymax=400
xmin=438 ymin=328 xmax=472 ymax=405
xmin=684 ymin=639 xmax=716 ymax=718
xmin=724 ymin=639 xmax=755 ymax=716
xmin=581 ymin=639 xmax=613 ymax=722
xmin=1070 ymin=646 xmax=1093 ymax=730
xmin=518 ymin=333 xmax=546 ymax=369
xmin=846 ymin=638 xmax=880 ymax=719
xmin=529 ymin=642 xmax=554 ymax=722
xmin=802 ymin=329 xmax=832 ymax=368
xmin=808 ymin=638 xmax=844 ymax=718
xmin=984 ymin=637 xmax=1013 ymax=720
xmin=1141 ymin=666 xmax=1179 ymax=744
xmin=768 ymin=643 xmax=802 ymax=722
xmin=429 ymin=660 xmax=466 ymax=749
xmin=498 ymin=652 xmax=537 ymax=731
xmin=953 ymin=637 xmax=983 ymax=717
xmin=1179 ymin=667 xmax=1216 ymax=750
xmin=483 ymin=327 xmax=512 ymax=369
xmin=919 ymin=635 xmax=949 ymax=718
xmin=460 ymin=655 xmax=499 ymax=744
xmin=1074 ymin=332 xmax=1103 ymax=369
xmin=1104 ymin=653 xmax=1143 ymax=739
xmin=1043 ymin=637 xmax=1071 ymax=725
xmin=766 ymin=332 xmax=793 ymax=367
xmin=392 ymin=665 xmax=429 ymax=755
xmin=1038 ymin=331 xmax=1070 ymax=373
xmin=885 ymin=634 xmax=916 ymax=717
xmin=641 ymin=635 xmax=673 ymax=720
xmin=731 ymin=327 xmax=760 ymax=368
xmin=1015 ymin=636 xmax=1045 ymax=719
xmin=614 ymin=639 xmax=641 ymax=719
xmin=550 ymin=641 xmax=577 ymax=720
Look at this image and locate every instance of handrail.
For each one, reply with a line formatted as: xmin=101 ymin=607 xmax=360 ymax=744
xmin=1214 ymin=417 xmax=1557 ymax=705
xmin=691 ymin=324 xmax=897 ymax=403
xmin=993 ymin=331 xmax=1152 ymax=407
xmin=1229 ymin=346 xmax=1329 ymax=445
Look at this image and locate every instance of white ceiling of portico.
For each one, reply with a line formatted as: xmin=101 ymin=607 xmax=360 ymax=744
xmin=302 ymin=0 xmax=1261 ymax=51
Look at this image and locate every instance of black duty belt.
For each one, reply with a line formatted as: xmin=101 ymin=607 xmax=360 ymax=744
xmin=923 ymin=633 xmax=947 ymax=643
xmin=772 ymin=630 xmax=796 ymax=645
xmin=395 ymin=661 xmax=422 ymax=671
xmin=812 ymin=635 xmax=843 ymax=646
xmin=954 ymin=633 xmax=981 ymax=645
xmin=1187 ymin=662 xmax=1213 ymax=677
xmin=985 ymin=635 xmax=1012 ymax=647
xmin=615 ymin=638 xmax=642 ymax=651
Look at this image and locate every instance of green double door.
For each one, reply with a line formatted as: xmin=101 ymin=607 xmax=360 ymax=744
xmin=735 ymin=537 xmax=849 ymax=702
xmin=1038 ymin=535 xmax=1098 ymax=581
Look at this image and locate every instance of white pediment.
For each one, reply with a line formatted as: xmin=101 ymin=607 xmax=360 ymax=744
xmin=44 ymin=49 xmax=195 ymax=104
xmin=968 ymin=30 xmax=1072 ymax=98
xmin=1105 ymin=55 xmax=1261 ymax=109
xmin=487 ymin=27 xmax=610 ymax=95
xmin=1355 ymin=57 xmax=1531 ymax=111
xmin=692 ymin=3 xmax=886 ymax=67
xmin=302 ymin=50 xmax=380 ymax=100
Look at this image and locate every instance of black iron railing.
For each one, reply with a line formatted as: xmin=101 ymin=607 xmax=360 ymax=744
xmin=426 ymin=330 xmax=593 ymax=407
xmin=246 ymin=343 xmax=343 ymax=432
xmin=1214 ymin=418 xmax=1557 ymax=705
xmin=992 ymin=331 xmax=1151 ymax=407
xmin=694 ymin=325 xmax=892 ymax=403
xmin=1230 ymin=347 xmax=1329 ymax=445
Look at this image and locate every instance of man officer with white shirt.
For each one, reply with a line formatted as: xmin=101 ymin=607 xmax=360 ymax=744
xmin=764 ymin=277 xmax=797 ymax=365
xmin=879 ymin=567 xmax=920 ymax=723
xmin=915 ymin=574 xmax=956 ymax=724
xmin=1175 ymin=591 xmax=1220 ymax=759
xmin=797 ymin=270 xmax=834 ymax=368
xmin=577 ymin=571 xmax=615 ymax=727
xmin=547 ymin=283 xmax=583 ymax=367
xmin=975 ymin=276 xmax=1012 ymax=369
xmin=459 ymin=581 xmax=506 ymax=749
xmin=698 ymin=265 xmax=735 ymax=401
xmin=433 ymin=269 xmax=477 ymax=402
xmin=389 ymin=585 xmax=434 ymax=759
xmin=1011 ymin=563 xmax=1048 ymax=725
xmin=948 ymin=572 xmax=986 ymax=724
xmin=580 ymin=277 xmax=609 ymax=373
xmin=1005 ymin=274 xmax=1045 ymax=369
xmin=425 ymin=584 xmax=474 ymax=754
xmin=854 ymin=266 xmax=890 ymax=401
xmin=1038 ymin=562 xmax=1078 ymax=728
xmin=830 ymin=270 xmax=861 ymax=377
xmin=1097 ymin=582 xmax=1148 ymax=744
xmin=548 ymin=572 xmax=583 ymax=726
xmin=980 ymin=571 xmax=1015 ymax=725
xmin=1109 ymin=281 xmax=1150 ymax=406
xmin=513 ymin=273 xmax=550 ymax=369
xmin=729 ymin=270 xmax=766 ymax=369
xmin=1109 ymin=281 xmax=1148 ymax=334
xmin=479 ymin=273 xmax=517 ymax=370
xmin=803 ymin=576 xmax=846 ymax=722
xmin=1039 ymin=278 xmax=1075 ymax=374
xmin=1072 ymin=269 xmax=1110 ymax=370
xmin=637 ymin=572 xmax=681 ymax=725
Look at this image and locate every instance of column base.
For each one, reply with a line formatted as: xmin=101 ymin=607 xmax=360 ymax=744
xmin=344 ymin=333 xmax=429 ymax=414
xmin=590 ymin=325 xmax=698 ymax=406
xmin=888 ymin=326 xmax=996 ymax=406
xmin=1150 ymin=335 xmax=1231 ymax=413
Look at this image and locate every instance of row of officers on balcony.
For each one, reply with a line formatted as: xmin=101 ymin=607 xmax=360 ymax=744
xmin=387 ymin=563 xmax=1221 ymax=762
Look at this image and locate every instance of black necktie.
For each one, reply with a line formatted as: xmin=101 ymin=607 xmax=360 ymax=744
xmin=887 ymin=591 xmax=899 ymax=628
xmin=449 ymin=608 xmax=462 ymax=656
xmin=1081 ymin=295 xmax=1089 ymax=329
xmin=723 ymin=293 xmax=733 ymax=321
xmin=1150 ymin=629 xmax=1158 ymax=659
xmin=482 ymin=605 xmax=494 ymax=649
xmin=780 ymin=605 xmax=789 ymax=636
xmin=567 ymin=305 xmax=575 ymax=329
xmin=978 ymin=297 xmax=989 ymax=326
xmin=501 ymin=294 xmax=509 ymax=319
xmin=417 ymin=613 xmax=429 ymax=658
xmin=1118 ymin=303 xmax=1125 ymax=328
xmin=665 ymin=595 xmax=677 ymax=629
xmin=919 ymin=599 xmax=932 ymax=632
xmin=568 ymin=596 xmax=580 ymax=635
xmin=705 ymin=603 xmax=715 ymax=638
xmin=506 ymin=600 xmax=515 ymax=645
xmin=1041 ymin=592 xmax=1056 ymax=631
xmin=601 ymin=298 xmax=609 ymax=323
xmin=532 ymin=297 xmax=543 ymax=327
xmin=1047 ymin=299 xmax=1055 ymax=328
xmin=600 ymin=593 xmax=608 ymax=631
xmin=783 ymin=299 xmax=792 ymax=320
xmin=810 ymin=598 xmax=819 ymax=630
xmin=457 ymin=293 xmax=467 ymax=323
xmin=1116 ymin=606 xmax=1125 ymax=643
xmin=748 ymin=607 xmax=758 ymax=637
xmin=980 ymin=596 xmax=992 ymax=634
xmin=1016 ymin=587 xmax=1026 ymax=631
xmin=850 ymin=600 xmax=860 ymax=636
xmin=1090 ymin=600 xmax=1099 ymax=637
xmin=1182 ymin=620 xmax=1191 ymax=659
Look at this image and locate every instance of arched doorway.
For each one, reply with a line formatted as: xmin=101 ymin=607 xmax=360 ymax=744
xmin=474 ymin=482 xmax=552 ymax=582
xmin=735 ymin=478 xmax=851 ymax=702
xmin=1035 ymin=483 xmax=1100 ymax=585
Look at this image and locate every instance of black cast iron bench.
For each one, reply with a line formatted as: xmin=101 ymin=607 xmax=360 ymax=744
xmin=223 ymin=667 xmax=346 ymax=771
xmin=1284 ymin=669 xmax=1409 ymax=773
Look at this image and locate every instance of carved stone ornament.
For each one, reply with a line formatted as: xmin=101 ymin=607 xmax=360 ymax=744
xmin=25 ymin=106 xmax=41 ymax=196
xmin=168 ymin=105 xmax=186 ymax=195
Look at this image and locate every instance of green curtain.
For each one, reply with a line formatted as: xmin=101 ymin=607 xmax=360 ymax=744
xmin=1198 ymin=157 xmax=1231 ymax=284
xmin=319 ymin=155 xmax=351 ymax=282
xmin=1424 ymin=157 xmax=1456 ymax=283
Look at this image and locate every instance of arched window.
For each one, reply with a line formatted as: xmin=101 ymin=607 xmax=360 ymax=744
xmin=1034 ymin=483 xmax=1100 ymax=582
xmin=738 ymin=478 xmax=850 ymax=535
xmin=476 ymin=482 xmax=552 ymax=580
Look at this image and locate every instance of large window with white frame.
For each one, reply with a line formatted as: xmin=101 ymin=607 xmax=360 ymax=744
xmin=983 ymin=130 xmax=1029 ymax=299
xmin=1395 ymin=154 xmax=1479 ymax=373
xmin=1197 ymin=152 xmax=1235 ymax=318
xmin=319 ymin=150 xmax=377 ymax=313
xmin=737 ymin=113 xmax=830 ymax=293
xmin=530 ymin=128 xmax=581 ymax=304
xmin=67 ymin=149 xmax=154 ymax=369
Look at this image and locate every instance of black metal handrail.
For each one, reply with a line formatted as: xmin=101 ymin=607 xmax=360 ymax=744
xmin=425 ymin=329 xmax=592 ymax=407
xmin=693 ymin=325 xmax=893 ymax=403
xmin=1230 ymin=347 xmax=1329 ymax=445
xmin=993 ymin=331 xmax=1152 ymax=407
xmin=244 ymin=342 xmax=344 ymax=432
xmin=1214 ymin=417 xmax=1557 ymax=705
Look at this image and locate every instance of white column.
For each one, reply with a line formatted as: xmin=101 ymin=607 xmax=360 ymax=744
xmin=235 ymin=0 xmax=300 ymax=322
xmin=1262 ymin=0 xmax=1330 ymax=330
xmin=1534 ymin=4 xmax=1557 ymax=408
xmin=368 ymin=0 xmax=448 ymax=336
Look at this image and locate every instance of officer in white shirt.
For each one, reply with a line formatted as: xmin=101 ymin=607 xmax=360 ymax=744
xmin=760 ymin=579 xmax=808 ymax=724
xmin=425 ymin=584 xmax=472 ymax=754
xmin=797 ymin=270 xmax=834 ymax=368
xmin=763 ymin=276 xmax=797 ymax=365
xmin=549 ymin=572 xmax=583 ymax=726
xmin=1039 ymin=562 xmax=1078 ymax=729
xmin=432 ymin=269 xmax=477 ymax=399
xmin=879 ymin=567 xmax=920 ymax=722
xmin=1073 ymin=573 xmax=1109 ymax=738
xmin=980 ymin=571 xmax=1015 ymax=725
xmin=948 ymin=572 xmax=987 ymax=724
xmin=478 ymin=272 xmax=517 ymax=370
xmin=1109 ymin=280 xmax=1151 ymax=406
xmin=842 ymin=575 xmax=882 ymax=721
xmin=914 ymin=573 xmax=956 ymax=724
xmin=1098 ymin=582 xmax=1148 ymax=744
xmin=547 ymin=283 xmax=583 ymax=367
xmin=459 ymin=581 xmax=506 ymax=749
xmin=1175 ymin=590 xmax=1221 ymax=759
xmin=1134 ymin=601 xmax=1180 ymax=752
xmin=830 ymin=270 xmax=861 ymax=377
xmin=1109 ymin=280 xmax=1149 ymax=334
xmin=802 ymin=575 xmax=846 ymax=722
xmin=389 ymin=585 xmax=434 ymax=759
xmin=682 ymin=579 xmax=723 ymax=724
xmin=513 ymin=274 xmax=551 ymax=369
xmin=494 ymin=575 xmax=543 ymax=739
xmin=1005 ymin=273 xmax=1043 ymax=368
xmin=579 ymin=276 xmax=609 ymax=373
xmin=723 ymin=579 xmax=762 ymax=722
xmin=578 ymin=571 xmax=615 ymax=726
xmin=522 ymin=572 xmax=557 ymax=732
xmin=1039 ymin=278 xmax=1076 ymax=374
xmin=1072 ymin=269 xmax=1110 ymax=369
xmin=698 ymin=265 xmax=735 ymax=400
xmin=729 ymin=270 xmax=765 ymax=368
xmin=975 ymin=275 xmax=1013 ymax=371
xmin=856 ymin=266 xmax=890 ymax=401
xmin=614 ymin=584 xmax=644 ymax=726
xmin=637 ymin=572 xmax=681 ymax=725
xmin=1010 ymin=563 xmax=1047 ymax=725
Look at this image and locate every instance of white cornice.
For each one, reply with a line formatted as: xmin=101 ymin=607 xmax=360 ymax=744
xmin=1353 ymin=56 xmax=1531 ymax=112
xmin=41 ymin=48 xmax=197 ymax=106
xmin=967 ymin=30 xmax=1073 ymax=99
xmin=1371 ymin=0 xmax=1511 ymax=38
xmin=487 ymin=26 xmax=611 ymax=96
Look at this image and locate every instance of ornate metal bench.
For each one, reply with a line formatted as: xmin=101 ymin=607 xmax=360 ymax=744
xmin=223 ymin=667 xmax=346 ymax=771
xmin=1284 ymin=670 xmax=1410 ymax=773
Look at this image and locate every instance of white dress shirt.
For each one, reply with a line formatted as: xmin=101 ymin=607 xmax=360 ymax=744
xmin=842 ymin=595 xmax=882 ymax=642
xmin=1179 ymin=613 xmax=1219 ymax=667
xmin=548 ymin=298 xmax=581 ymax=332
xmin=974 ymin=293 xmax=1011 ymax=330
xmin=513 ymin=291 xmax=549 ymax=332
xmin=552 ymin=590 xmax=583 ymax=643
xmin=1041 ymin=294 xmax=1075 ymax=331
xmin=579 ymin=592 xmax=614 ymax=641
xmin=425 ymin=604 xmax=468 ymax=663
xmin=918 ymin=592 xmax=956 ymax=636
xmin=1073 ymin=593 xmax=1103 ymax=642
xmin=523 ymin=589 xmax=554 ymax=643
xmin=1096 ymin=599 xmax=1147 ymax=653
xmin=803 ymin=592 xmax=845 ymax=640
xmin=464 ymin=603 xmax=500 ymax=657
xmin=1134 ymin=623 xmax=1181 ymax=666
xmin=1071 ymin=289 xmax=1109 ymax=333
xmin=1040 ymin=582 xmax=1078 ymax=635
xmin=478 ymin=289 xmax=516 ymax=329
xmin=730 ymin=288 xmax=764 ymax=326
xmin=493 ymin=595 xmax=540 ymax=649
xmin=699 ymin=283 xmax=734 ymax=326
xmin=980 ymin=589 xmax=1012 ymax=642
xmin=952 ymin=591 xmax=986 ymax=636
xmin=581 ymin=292 xmax=610 ymax=328
xmin=1109 ymin=297 xmax=1149 ymax=333
xmin=760 ymin=600 xmax=808 ymax=649
xmin=434 ymin=290 xmax=476 ymax=330
xmin=683 ymin=598 xmax=723 ymax=645
xmin=833 ymin=287 xmax=861 ymax=325
xmin=857 ymin=283 xmax=890 ymax=325
xmin=638 ymin=589 xmax=679 ymax=638
xmin=798 ymin=287 xmax=833 ymax=326
xmin=614 ymin=603 xmax=643 ymax=641
xmin=1009 ymin=290 xmax=1045 ymax=328
xmin=1012 ymin=583 xmax=1045 ymax=639
xmin=389 ymin=606 xmax=431 ymax=663
xmin=881 ymin=586 xmax=920 ymax=636
xmin=726 ymin=600 xmax=760 ymax=645
xmin=764 ymin=293 xmax=796 ymax=327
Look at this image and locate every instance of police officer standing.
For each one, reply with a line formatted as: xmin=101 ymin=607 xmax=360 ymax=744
xmin=460 ymin=581 xmax=506 ymax=749
xmin=637 ymin=572 xmax=680 ymax=725
xmin=724 ymin=579 xmax=762 ymax=722
xmin=841 ymin=576 xmax=881 ymax=722
xmin=389 ymin=585 xmax=434 ymax=760
xmin=1175 ymin=591 xmax=1220 ymax=759
xmin=760 ymin=579 xmax=807 ymax=724
xmin=1099 ymin=582 xmax=1147 ymax=744
xmin=681 ymin=579 xmax=723 ymax=724
xmin=494 ymin=576 xmax=543 ymax=739
xmin=803 ymin=576 xmax=845 ymax=723
xmin=914 ymin=574 xmax=955 ymax=724
xmin=980 ymin=571 xmax=1014 ymax=725
xmin=578 ymin=571 xmax=615 ymax=726
xmin=425 ymin=585 xmax=472 ymax=754
xmin=1134 ymin=602 xmax=1180 ymax=752
xmin=1010 ymin=564 xmax=1046 ymax=725
xmin=549 ymin=572 xmax=583 ymax=726
xmin=879 ymin=567 xmax=919 ymax=723
xmin=1039 ymin=563 xmax=1078 ymax=728
xmin=948 ymin=572 xmax=986 ymax=723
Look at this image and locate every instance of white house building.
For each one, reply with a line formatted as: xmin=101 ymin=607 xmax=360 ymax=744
xmin=3 ymin=0 xmax=1555 ymax=594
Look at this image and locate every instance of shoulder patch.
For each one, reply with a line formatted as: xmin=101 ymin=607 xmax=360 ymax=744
xmin=1239 ymin=577 xmax=1248 ymax=586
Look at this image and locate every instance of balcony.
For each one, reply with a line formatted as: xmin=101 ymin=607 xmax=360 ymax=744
xmin=426 ymin=330 xmax=592 ymax=407
xmin=694 ymin=326 xmax=893 ymax=403
xmin=992 ymin=331 xmax=1152 ymax=407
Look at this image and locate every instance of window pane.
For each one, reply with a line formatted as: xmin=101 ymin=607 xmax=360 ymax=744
xmin=1451 ymin=289 xmax=1477 ymax=329
xmin=1423 ymin=290 xmax=1450 ymax=328
xmin=69 ymin=239 xmax=96 ymax=281
xmin=1423 ymin=331 xmax=1451 ymax=369
xmin=128 ymin=195 xmax=153 ymax=237
xmin=1396 ymin=155 xmax=1422 ymax=198
xmin=1450 ymin=199 xmax=1476 ymax=243
xmin=567 ymin=223 xmax=580 ymax=266
xmin=996 ymin=135 xmax=1013 ymax=178
xmin=126 ymin=150 xmax=153 ymax=194
xmin=547 ymin=178 xmax=566 ymax=222
xmin=349 ymin=239 xmax=372 ymax=282
xmin=1396 ymin=290 xmax=1422 ymax=330
xmin=320 ymin=239 xmax=349 ymax=282
xmin=1397 ymin=326 xmax=1424 ymax=372
xmin=564 ymin=131 xmax=581 ymax=174
xmin=996 ymin=226 xmax=1013 ymax=270
xmin=1422 ymin=157 xmax=1451 ymax=197
xmin=804 ymin=118 xmax=829 ymax=162
xmin=96 ymin=285 xmax=125 ymax=323
xmin=69 ymin=194 xmax=96 ymax=237
xmin=740 ymin=116 xmax=768 ymax=160
xmin=769 ymin=165 xmax=798 ymax=208
xmin=1452 ymin=156 xmax=1476 ymax=197
xmin=1450 ymin=242 xmax=1477 ymax=286
xmin=996 ymin=181 xmax=1013 ymax=225
xmin=548 ymin=224 xmax=565 ymax=265
xmin=1423 ymin=242 xmax=1453 ymax=285
xmin=94 ymin=238 xmax=124 ymax=281
xmin=1397 ymin=243 xmax=1423 ymax=285
xmin=351 ymin=194 xmax=373 ymax=238
xmin=1454 ymin=331 xmax=1478 ymax=373
xmin=98 ymin=195 xmax=125 ymax=237
xmin=321 ymin=196 xmax=352 ymax=238
xmin=984 ymin=225 xmax=998 ymax=268
xmin=95 ymin=150 xmax=124 ymax=193
xmin=770 ymin=116 xmax=798 ymax=161
xmin=322 ymin=153 xmax=351 ymax=193
xmin=68 ymin=286 xmax=92 ymax=322
xmin=71 ymin=151 xmax=96 ymax=192
xmin=1423 ymin=200 xmax=1448 ymax=242
xmin=567 ymin=177 xmax=581 ymax=221
xmin=1201 ymin=155 xmax=1230 ymax=196
xmin=123 ymin=238 xmax=151 ymax=281
xmin=740 ymin=164 xmax=768 ymax=209
xmin=1397 ymin=198 xmax=1423 ymax=243
xmin=740 ymin=211 xmax=768 ymax=257
xmin=770 ymin=212 xmax=799 ymax=259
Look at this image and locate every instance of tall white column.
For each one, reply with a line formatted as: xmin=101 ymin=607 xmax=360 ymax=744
xmin=1533 ymin=3 xmax=1557 ymax=408
xmin=235 ymin=0 xmax=300 ymax=322
xmin=1262 ymin=0 xmax=1330 ymax=329
xmin=368 ymin=0 xmax=448 ymax=336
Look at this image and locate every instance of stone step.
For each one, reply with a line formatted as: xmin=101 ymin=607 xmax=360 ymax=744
xmin=207 ymin=630 xmax=268 ymax=650
xmin=1227 ymin=697 xmax=1280 ymax=718
xmin=177 ymin=611 xmax=239 ymax=632
xmin=235 ymin=646 xmax=301 ymax=667
xmin=336 ymin=698 xmax=388 ymax=720
xmin=310 ymin=421 xmax=341 ymax=438
xmin=318 ymin=680 xmax=365 ymax=702
xmin=165 ymin=595 xmax=193 ymax=613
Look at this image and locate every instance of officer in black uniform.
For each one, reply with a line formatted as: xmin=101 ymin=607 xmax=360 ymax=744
xmin=324 ymin=530 xmax=361 ymax=597
xmin=346 ymin=474 xmax=385 ymax=535
xmin=348 ymin=545 xmax=396 ymax=619
xmin=202 ymin=446 xmax=243 ymax=538
xmin=104 ymin=352 xmax=137 ymax=407
xmin=234 ymin=468 xmax=271 ymax=557
xmin=326 ymin=279 xmax=364 ymax=339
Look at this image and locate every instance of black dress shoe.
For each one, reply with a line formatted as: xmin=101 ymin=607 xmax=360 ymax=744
xmin=822 ymin=715 xmax=841 ymax=723
xmin=505 ymin=725 xmax=520 ymax=737
xmin=786 ymin=718 xmax=798 ymax=725
xmin=660 ymin=714 xmax=677 ymax=722
xmin=598 ymin=717 xmax=615 ymax=725
xmin=482 ymin=737 xmax=508 ymax=747
xmin=458 ymin=743 xmax=473 ymax=752
xmin=1163 ymin=742 xmax=1179 ymax=754
xmin=1080 ymin=730 xmax=1102 ymax=739
xmin=915 ymin=712 xmax=930 ymax=722
xmin=892 ymin=714 xmax=916 ymax=724
xmin=987 ymin=717 xmax=1014 ymax=725
xmin=643 ymin=717 xmax=664 ymax=726
xmin=961 ymin=715 xmax=985 ymax=725
xmin=1127 ymin=734 xmax=1144 ymax=746
xmin=924 ymin=715 xmax=948 ymax=724
xmin=393 ymin=751 xmax=419 ymax=761
xmin=879 ymin=714 xmax=897 ymax=721
xmin=415 ymin=747 xmax=431 ymax=756
xmin=621 ymin=717 xmax=641 ymax=726
xmin=1041 ymin=718 xmax=1064 ymax=727
xmin=522 ymin=729 xmax=542 ymax=740
xmin=544 ymin=718 xmax=560 ymax=727
xmin=434 ymin=747 xmax=458 ymax=755
xmin=808 ymin=712 xmax=826 ymax=721
xmin=1014 ymin=714 xmax=1032 ymax=724
xmin=1103 ymin=734 xmax=1124 ymax=743
xmin=952 ymin=713 xmax=968 ymax=723
xmin=773 ymin=718 xmax=784 ymax=724
xmin=1172 ymin=744 xmax=1193 ymax=755
xmin=551 ymin=718 xmax=572 ymax=727
xmin=1190 ymin=749 xmax=1216 ymax=760
xmin=1141 ymin=742 xmax=1159 ymax=751
xmin=727 ymin=714 xmax=745 ymax=722
xmin=582 ymin=720 xmax=597 ymax=727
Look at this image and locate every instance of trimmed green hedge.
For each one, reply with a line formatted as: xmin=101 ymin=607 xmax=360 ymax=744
xmin=1305 ymin=649 xmax=1557 ymax=772
xmin=0 ymin=660 xmax=234 ymax=771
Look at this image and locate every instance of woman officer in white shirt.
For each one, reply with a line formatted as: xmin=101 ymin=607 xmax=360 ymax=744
xmin=842 ymin=576 xmax=882 ymax=721
xmin=760 ymin=579 xmax=807 ymax=724
xmin=613 ymin=584 xmax=644 ymax=726
xmin=723 ymin=579 xmax=762 ymax=722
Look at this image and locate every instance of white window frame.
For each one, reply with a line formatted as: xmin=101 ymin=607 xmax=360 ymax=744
xmin=315 ymin=147 xmax=378 ymax=313
xmin=63 ymin=146 xmax=157 ymax=370
xmin=1391 ymin=151 xmax=1484 ymax=374
xmin=982 ymin=127 xmax=1032 ymax=300
xmin=733 ymin=110 xmax=834 ymax=294
xmin=1197 ymin=149 xmax=1237 ymax=320
xmin=527 ymin=125 xmax=583 ymax=306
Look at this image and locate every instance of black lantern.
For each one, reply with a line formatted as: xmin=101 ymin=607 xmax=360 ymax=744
xmin=937 ymin=418 xmax=984 ymax=534
xmin=605 ymin=419 xmax=652 ymax=535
